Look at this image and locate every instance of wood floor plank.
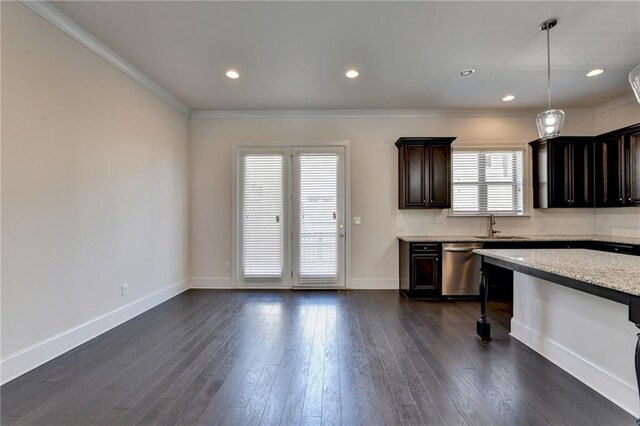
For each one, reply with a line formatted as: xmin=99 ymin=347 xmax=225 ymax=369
xmin=0 ymin=290 xmax=634 ymax=426
xmin=278 ymin=305 xmax=318 ymax=425
xmin=97 ymin=294 xmax=248 ymax=425
xmin=321 ymin=312 xmax=341 ymax=426
xmin=352 ymin=296 xmax=402 ymax=425
xmin=191 ymin=295 xmax=289 ymax=426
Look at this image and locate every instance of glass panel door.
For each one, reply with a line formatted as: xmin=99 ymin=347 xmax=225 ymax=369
xmin=292 ymin=147 xmax=346 ymax=287
xmin=239 ymin=150 xmax=289 ymax=286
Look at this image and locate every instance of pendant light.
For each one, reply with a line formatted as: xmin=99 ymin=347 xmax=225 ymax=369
xmin=536 ymin=19 xmax=565 ymax=139
xmin=630 ymin=64 xmax=640 ymax=103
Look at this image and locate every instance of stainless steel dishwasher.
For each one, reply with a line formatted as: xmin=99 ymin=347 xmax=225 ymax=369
xmin=442 ymin=243 xmax=483 ymax=296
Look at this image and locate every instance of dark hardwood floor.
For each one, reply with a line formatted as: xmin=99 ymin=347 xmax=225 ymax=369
xmin=1 ymin=290 xmax=634 ymax=425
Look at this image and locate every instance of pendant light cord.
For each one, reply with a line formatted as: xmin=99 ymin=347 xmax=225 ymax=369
xmin=546 ymin=26 xmax=552 ymax=109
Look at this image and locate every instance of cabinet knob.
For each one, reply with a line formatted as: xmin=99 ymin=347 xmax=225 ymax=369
xmin=620 ymin=198 xmax=623 ymax=202
xmin=423 ymin=199 xmax=426 ymax=203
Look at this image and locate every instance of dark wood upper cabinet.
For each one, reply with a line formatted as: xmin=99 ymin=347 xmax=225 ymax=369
xmin=396 ymin=137 xmax=455 ymax=209
xmin=628 ymin=132 xmax=640 ymax=205
xmin=530 ymin=137 xmax=594 ymax=208
xmin=595 ymin=123 xmax=640 ymax=207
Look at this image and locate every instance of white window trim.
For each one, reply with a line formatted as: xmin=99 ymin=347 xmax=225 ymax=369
xmin=232 ymin=141 xmax=352 ymax=289
xmin=448 ymin=145 xmax=530 ymax=217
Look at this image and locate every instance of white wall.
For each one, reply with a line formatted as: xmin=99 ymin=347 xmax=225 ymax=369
xmin=594 ymin=99 xmax=640 ymax=238
xmin=1 ymin=0 xmax=638 ymax=384
xmin=189 ymin=114 xmax=595 ymax=289
xmin=511 ymin=272 xmax=638 ymax=417
xmin=1 ymin=2 xmax=190 ymax=379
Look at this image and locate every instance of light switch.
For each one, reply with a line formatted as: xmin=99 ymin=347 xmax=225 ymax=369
xmin=353 ymin=217 xmax=361 ymax=225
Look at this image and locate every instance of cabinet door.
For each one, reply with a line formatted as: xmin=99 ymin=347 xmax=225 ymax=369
xmin=624 ymin=132 xmax=640 ymax=205
xmin=571 ymin=140 xmax=594 ymax=207
xmin=411 ymin=254 xmax=439 ymax=291
xmin=548 ymin=141 xmax=573 ymax=207
xmin=596 ymin=136 xmax=625 ymax=207
xmin=403 ymin=145 xmax=427 ymax=207
xmin=531 ymin=142 xmax=549 ymax=208
xmin=428 ymin=144 xmax=451 ymax=207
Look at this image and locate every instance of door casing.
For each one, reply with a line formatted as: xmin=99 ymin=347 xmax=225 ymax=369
xmin=232 ymin=141 xmax=351 ymax=289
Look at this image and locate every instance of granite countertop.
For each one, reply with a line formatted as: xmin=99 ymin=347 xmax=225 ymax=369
xmin=474 ymin=248 xmax=640 ymax=296
xmin=398 ymin=235 xmax=640 ymax=245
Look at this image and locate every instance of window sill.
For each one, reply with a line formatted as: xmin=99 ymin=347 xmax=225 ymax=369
xmin=446 ymin=212 xmax=531 ymax=218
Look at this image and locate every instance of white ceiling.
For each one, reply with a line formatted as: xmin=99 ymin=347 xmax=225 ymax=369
xmin=51 ymin=1 xmax=640 ymax=111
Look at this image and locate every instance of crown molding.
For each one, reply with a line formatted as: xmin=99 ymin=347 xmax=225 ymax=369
xmin=20 ymin=1 xmax=191 ymax=117
xmin=17 ymin=1 xmax=637 ymax=122
xmin=190 ymin=107 xmax=596 ymax=120
xmin=592 ymin=93 xmax=638 ymax=116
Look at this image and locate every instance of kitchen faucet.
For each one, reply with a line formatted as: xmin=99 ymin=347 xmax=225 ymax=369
xmin=488 ymin=214 xmax=501 ymax=238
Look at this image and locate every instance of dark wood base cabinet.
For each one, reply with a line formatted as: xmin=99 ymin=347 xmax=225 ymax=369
xmin=399 ymin=239 xmax=636 ymax=300
xmin=399 ymin=241 xmax=441 ymax=298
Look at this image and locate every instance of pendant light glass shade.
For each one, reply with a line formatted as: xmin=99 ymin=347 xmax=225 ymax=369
xmin=536 ymin=19 xmax=564 ymax=139
xmin=536 ymin=109 xmax=565 ymax=139
xmin=630 ymin=64 xmax=640 ymax=103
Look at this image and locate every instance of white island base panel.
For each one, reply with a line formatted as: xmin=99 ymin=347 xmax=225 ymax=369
xmin=510 ymin=272 xmax=639 ymax=417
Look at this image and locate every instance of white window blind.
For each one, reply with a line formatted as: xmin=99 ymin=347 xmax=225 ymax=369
xmin=298 ymin=154 xmax=338 ymax=280
xmin=452 ymin=150 xmax=524 ymax=215
xmin=241 ymin=154 xmax=284 ymax=279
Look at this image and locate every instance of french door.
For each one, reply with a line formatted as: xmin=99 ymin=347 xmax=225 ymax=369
xmin=237 ymin=146 xmax=347 ymax=289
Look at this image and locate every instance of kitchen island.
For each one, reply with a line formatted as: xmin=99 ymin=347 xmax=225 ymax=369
xmin=474 ymin=248 xmax=640 ymax=420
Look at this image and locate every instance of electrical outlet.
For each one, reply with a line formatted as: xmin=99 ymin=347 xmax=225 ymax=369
xmin=224 ymin=262 xmax=230 ymax=271
xmin=353 ymin=217 xmax=361 ymax=225
xmin=121 ymin=283 xmax=128 ymax=296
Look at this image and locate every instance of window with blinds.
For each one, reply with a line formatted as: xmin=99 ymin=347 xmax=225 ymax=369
xmin=452 ymin=150 xmax=524 ymax=215
xmin=298 ymin=153 xmax=338 ymax=281
xmin=241 ymin=154 xmax=284 ymax=279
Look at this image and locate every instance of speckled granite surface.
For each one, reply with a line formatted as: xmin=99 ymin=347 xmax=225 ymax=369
xmin=398 ymin=235 xmax=640 ymax=245
xmin=474 ymin=248 xmax=640 ymax=296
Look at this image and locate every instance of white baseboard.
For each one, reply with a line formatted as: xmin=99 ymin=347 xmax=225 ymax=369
xmin=189 ymin=277 xmax=233 ymax=289
xmin=188 ymin=277 xmax=400 ymax=290
xmin=1 ymin=276 xmax=398 ymax=384
xmin=510 ymin=318 xmax=638 ymax=417
xmin=350 ymin=278 xmax=398 ymax=290
xmin=0 ymin=279 xmax=189 ymax=385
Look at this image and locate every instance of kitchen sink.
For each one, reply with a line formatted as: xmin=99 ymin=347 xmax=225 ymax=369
xmin=474 ymin=236 xmax=530 ymax=240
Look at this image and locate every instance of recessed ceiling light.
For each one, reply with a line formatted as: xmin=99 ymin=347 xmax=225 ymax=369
xmin=502 ymin=94 xmax=515 ymax=102
xmin=225 ymin=70 xmax=240 ymax=79
xmin=459 ymin=68 xmax=475 ymax=77
xmin=345 ymin=69 xmax=359 ymax=79
xmin=586 ymin=68 xmax=605 ymax=77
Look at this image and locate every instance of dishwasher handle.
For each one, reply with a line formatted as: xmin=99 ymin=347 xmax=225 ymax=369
xmin=443 ymin=247 xmax=477 ymax=252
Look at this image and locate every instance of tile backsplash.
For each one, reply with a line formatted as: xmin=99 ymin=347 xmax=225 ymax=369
xmin=596 ymin=208 xmax=640 ymax=239
xmin=398 ymin=208 xmax=639 ymax=238
xmin=397 ymin=209 xmax=597 ymax=237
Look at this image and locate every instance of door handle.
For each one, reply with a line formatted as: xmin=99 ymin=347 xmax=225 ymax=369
xmin=443 ymin=247 xmax=475 ymax=252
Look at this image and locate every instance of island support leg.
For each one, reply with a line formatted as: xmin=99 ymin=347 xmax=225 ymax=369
xmin=477 ymin=262 xmax=491 ymax=341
